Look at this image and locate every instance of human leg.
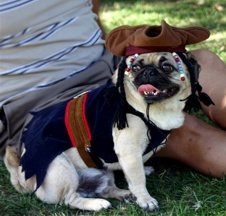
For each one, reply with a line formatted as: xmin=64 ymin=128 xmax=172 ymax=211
xmin=191 ymin=49 xmax=226 ymax=129
xmin=157 ymin=114 xmax=226 ymax=178
xmin=157 ymin=49 xmax=226 ymax=178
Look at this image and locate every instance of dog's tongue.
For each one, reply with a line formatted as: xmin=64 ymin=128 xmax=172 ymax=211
xmin=138 ymin=84 xmax=160 ymax=95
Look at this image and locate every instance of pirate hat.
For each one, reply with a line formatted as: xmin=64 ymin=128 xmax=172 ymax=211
xmin=106 ymin=20 xmax=210 ymax=56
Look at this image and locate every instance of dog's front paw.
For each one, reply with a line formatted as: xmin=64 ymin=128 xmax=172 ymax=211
xmin=144 ymin=166 xmax=154 ymax=176
xmin=137 ymin=196 xmax=159 ymax=211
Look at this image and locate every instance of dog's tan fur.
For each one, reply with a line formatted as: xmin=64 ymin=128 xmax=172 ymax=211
xmin=4 ymin=52 xmax=194 ymax=211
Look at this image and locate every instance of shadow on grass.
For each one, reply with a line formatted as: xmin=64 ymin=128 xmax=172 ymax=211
xmin=101 ymin=0 xmax=226 ymax=32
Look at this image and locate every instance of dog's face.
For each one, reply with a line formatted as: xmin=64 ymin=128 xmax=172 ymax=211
xmin=113 ymin=52 xmax=196 ymax=130
xmin=125 ymin=52 xmax=192 ymax=104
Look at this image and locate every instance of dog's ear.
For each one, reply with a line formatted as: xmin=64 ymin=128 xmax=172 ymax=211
xmin=177 ymin=52 xmax=214 ymax=112
xmin=114 ymin=57 xmax=130 ymax=130
xmin=186 ymin=52 xmax=200 ymax=81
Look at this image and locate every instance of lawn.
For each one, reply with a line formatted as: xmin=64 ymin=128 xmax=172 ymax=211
xmin=1 ymin=0 xmax=226 ymax=215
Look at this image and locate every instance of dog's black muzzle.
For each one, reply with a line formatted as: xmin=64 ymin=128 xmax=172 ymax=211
xmin=133 ymin=66 xmax=180 ymax=103
xmin=134 ymin=66 xmax=169 ymax=87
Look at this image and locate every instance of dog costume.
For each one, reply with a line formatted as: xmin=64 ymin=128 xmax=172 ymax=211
xmin=21 ymin=80 xmax=170 ymax=190
xmin=20 ymin=20 xmax=213 ymax=191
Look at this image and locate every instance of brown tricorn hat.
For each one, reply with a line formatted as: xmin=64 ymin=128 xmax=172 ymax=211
xmin=105 ymin=20 xmax=210 ymax=56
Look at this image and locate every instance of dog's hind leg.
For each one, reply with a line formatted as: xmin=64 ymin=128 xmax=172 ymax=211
xmin=35 ymin=154 xmax=111 ymax=211
xmin=65 ymin=148 xmax=132 ymax=201
xmin=86 ymin=170 xmax=133 ymax=202
xmin=4 ymin=145 xmax=36 ymax=193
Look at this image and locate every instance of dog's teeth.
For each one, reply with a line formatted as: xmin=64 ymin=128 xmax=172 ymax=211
xmin=162 ymin=89 xmax=167 ymax=93
xmin=144 ymin=91 xmax=159 ymax=96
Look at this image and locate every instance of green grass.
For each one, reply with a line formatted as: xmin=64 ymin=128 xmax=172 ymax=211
xmin=1 ymin=160 xmax=226 ymax=215
xmin=1 ymin=0 xmax=226 ymax=215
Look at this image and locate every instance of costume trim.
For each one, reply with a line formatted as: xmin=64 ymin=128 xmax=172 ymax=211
xmin=82 ymin=94 xmax=92 ymax=142
xmin=126 ymin=45 xmax=186 ymax=56
xmin=65 ymin=99 xmax=76 ymax=147
xmin=65 ymin=94 xmax=97 ymax=168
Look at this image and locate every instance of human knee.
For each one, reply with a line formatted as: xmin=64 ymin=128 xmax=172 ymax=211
xmin=190 ymin=49 xmax=217 ymax=62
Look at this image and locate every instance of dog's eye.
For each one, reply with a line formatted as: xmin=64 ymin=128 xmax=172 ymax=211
xmin=132 ymin=65 xmax=141 ymax=72
xmin=162 ymin=64 xmax=173 ymax=73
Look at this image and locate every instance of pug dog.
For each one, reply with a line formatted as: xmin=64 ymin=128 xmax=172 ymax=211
xmin=4 ymin=51 xmax=197 ymax=211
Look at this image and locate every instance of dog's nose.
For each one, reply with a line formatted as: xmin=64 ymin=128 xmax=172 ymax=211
xmin=143 ymin=66 xmax=157 ymax=77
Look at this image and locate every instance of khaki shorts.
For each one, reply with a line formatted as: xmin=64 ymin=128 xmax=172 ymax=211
xmin=0 ymin=49 xmax=120 ymax=159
